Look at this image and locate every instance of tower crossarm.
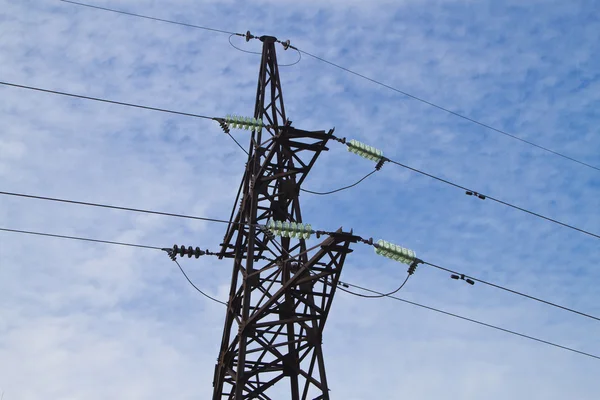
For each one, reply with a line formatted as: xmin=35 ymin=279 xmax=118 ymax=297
xmin=219 ymin=126 xmax=333 ymax=259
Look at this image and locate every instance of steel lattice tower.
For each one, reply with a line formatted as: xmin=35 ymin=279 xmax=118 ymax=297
xmin=212 ymin=35 xmax=356 ymax=399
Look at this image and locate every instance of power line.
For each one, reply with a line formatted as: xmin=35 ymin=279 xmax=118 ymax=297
xmin=3 ymin=50 xmax=588 ymax=242
xmin=383 ymin=158 xmax=600 ymax=240
xmin=421 ymin=261 xmax=600 ymax=323
xmin=4 ymin=84 xmax=591 ymax=242
xmin=59 ymin=0 xmax=241 ymax=36
xmin=0 ymin=190 xmax=358 ymax=242
xmin=0 ymin=226 xmax=227 ymax=306
xmin=338 ymin=274 xmax=411 ymax=298
xmin=0 ymin=80 xmax=256 ymax=157
xmin=171 ymin=258 xmax=227 ymax=305
xmin=58 ymin=0 xmax=600 ymax=173
xmin=4 ymin=189 xmax=600 ymax=321
xmin=338 ymin=282 xmax=600 ymax=361
xmin=3 ymin=86 xmax=594 ymax=242
xmin=0 ymin=227 xmax=161 ymax=250
xmin=0 ymin=191 xmax=288 ymax=262
xmin=3 ymin=83 xmax=591 ymax=243
xmin=224 ymin=132 xmax=249 ymax=155
xmin=1 ymin=80 xmax=258 ymax=157
xmin=299 ymin=50 xmax=600 ymax=173
xmin=301 ymin=169 xmax=378 ymax=196
xmin=0 ymin=81 xmax=214 ymax=120
xmin=5 ymin=188 xmax=600 ymax=322
xmin=0 ymin=190 xmax=238 ymax=225
xmin=3 ymin=224 xmax=599 ymax=361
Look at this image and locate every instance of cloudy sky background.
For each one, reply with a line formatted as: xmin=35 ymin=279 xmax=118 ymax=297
xmin=1 ymin=0 xmax=599 ymax=398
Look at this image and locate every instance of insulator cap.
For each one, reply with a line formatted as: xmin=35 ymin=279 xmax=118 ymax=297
xmin=374 ymin=239 xmax=416 ymax=265
xmin=347 ymin=139 xmax=384 ymax=162
xmin=407 ymin=261 xmax=418 ymax=275
xmin=267 ymin=220 xmax=312 ymax=239
xmin=375 ymin=158 xmax=387 ymax=171
xmin=218 ymin=120 xmax=231 ymax=134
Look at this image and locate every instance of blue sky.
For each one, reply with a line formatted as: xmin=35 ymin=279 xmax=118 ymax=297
xmin=1 ymin=0 xmax=599 ymax=398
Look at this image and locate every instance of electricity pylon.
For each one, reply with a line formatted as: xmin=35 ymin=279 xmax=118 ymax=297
xmin=212 ymin=35 xmax=357 ymax=399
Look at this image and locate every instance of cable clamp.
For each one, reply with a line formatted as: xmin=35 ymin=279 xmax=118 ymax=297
xmin=450 ymin=273 xmax=475 ymax=285
xmin=326 ymin=230 xmax=363 ymax=243
xmin=359 ymin=237 xmax=374 ymax=246
xmin=161 ymin=247 xmax=177 ymax=261
xmin=214 ymin=118 xmax=231 ymax=134
xmin=465 ymin=190 xmax=486 ymax=200
xmin=331 ymin=135 xmax=346 ymax=144
xmin=258 ymin=224 xmax=275 ymax=240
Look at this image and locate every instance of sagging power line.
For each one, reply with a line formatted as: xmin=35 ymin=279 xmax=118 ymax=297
xmin=2 ymin=189 xmax=599 ymax=323
xmin=2 ymin=225 xmax=598 ymax=362
xmin=338 ymin=282 xmax=600 ymax=361
xmin=2 ymin=80 xmax=596 ymax=242
xmin=334 ymin=137 xmax=600 ymax=241
xmin=58 ymin=0 xmax=600 ymax=173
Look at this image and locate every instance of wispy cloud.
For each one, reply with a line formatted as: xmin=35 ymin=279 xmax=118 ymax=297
xmin=1 ymin=0 xmax=599 ymax=398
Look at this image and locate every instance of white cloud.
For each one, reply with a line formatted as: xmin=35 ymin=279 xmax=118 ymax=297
xmin=1 ymin=0 xmax=599 ymax=398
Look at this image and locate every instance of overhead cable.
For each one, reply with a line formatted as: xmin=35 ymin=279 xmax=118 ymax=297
xmin=365 ymin=236 xmax=600 ymax=322
xmin=0 ymin=227 xmax=161 ymax=250
xmin=300 ymin=169 xmax=379 ymax=196
xmin=338 ymin=281 xmax=600 ymax=361
xmin=4 ymin=189 xmax=599 ymax=321
xmin=59 ymin=0 xmax=241 ymax=36
xmin=5 ymin=80 xmax=596 ymax=241
xmin=5 ymin=185 xmax=599 ymax=320
xmin=170 ymin=257 xmax=227 ymax=305
xmin=3 ymin=225 xmax=598 ymax=360
xmin=0 ymin=190 xmax=238 ymax=225
xmin=60 ymin=0 xmax=600 ymax=173
xmin=337 ymin=274 xmax=412 ymax=299
xmin=422 ymin=261 xmax=600 ymax=322
xmin=299 ymin=49 xmax=600 ymax=173
xmin=385 ymin=158 xmax=600 ymax=240
xmin=340 ymin=137 xmax=600 ymax=241
xmin=0 ymin=81 xmax=215 ymax=120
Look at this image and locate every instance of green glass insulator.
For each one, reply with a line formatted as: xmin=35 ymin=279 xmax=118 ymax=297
xmin=375 ymin=239 xmax=415 ymax=265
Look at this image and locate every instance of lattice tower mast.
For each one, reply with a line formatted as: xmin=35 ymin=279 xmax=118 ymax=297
xmin=212 ymin=35 xmax=356 ymax=399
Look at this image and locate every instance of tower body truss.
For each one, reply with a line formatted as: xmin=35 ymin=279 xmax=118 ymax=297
xmin=212 ymin=36 xmax=355 ymax=399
